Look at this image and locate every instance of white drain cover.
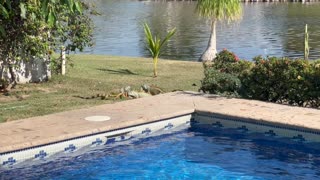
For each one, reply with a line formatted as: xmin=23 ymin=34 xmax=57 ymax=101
xmin=85 ymin=116 xmax=111 ymax=122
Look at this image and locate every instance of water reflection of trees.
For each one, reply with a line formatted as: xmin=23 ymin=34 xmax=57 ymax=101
xmin=141 ymin=2 xmax=320 ymax=60
xmin=139 ymin=1 xmax=208 ymax=61
xmin=282 ymin=3 xmax=320 ymax=60
xmin=92 ymin=1 xmax=320 ymax=61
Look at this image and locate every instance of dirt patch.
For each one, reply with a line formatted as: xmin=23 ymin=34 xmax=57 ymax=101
xmin=0 ymin=94 xmax=30 ymax=102
xmin=36 ymin=87 xmax=57 ymax=93
xmin=0 ymin=95 xmax=17 ymax=102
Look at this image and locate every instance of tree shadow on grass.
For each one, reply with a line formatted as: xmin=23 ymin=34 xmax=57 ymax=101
xmin=97 ymin=68 xmax=150 ymax=77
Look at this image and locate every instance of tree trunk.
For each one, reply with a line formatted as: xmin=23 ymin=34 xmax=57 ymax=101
xmin=153 ymin=57 xmax=158 ymax=77
xmin=199 ymin=20 xmax=217 ymax=62
xmin=6 ymin=62 xmax=17 ymax=90
xmin=61 ymin=47 xmax=66 ymax=75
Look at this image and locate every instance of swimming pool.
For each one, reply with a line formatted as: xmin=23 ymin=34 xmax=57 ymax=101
xmin=1 ymin=124 xmax=320 ymax=179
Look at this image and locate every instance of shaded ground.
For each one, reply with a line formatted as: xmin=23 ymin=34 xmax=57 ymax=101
xmin=0 ymin=55 xmax=203 ymax=122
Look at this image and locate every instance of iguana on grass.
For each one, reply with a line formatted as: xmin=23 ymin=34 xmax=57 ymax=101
xmin=83 ymin=84 xmax=165 ymax=100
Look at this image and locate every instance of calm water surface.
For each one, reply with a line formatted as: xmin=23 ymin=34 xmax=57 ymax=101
xmin=1 ymin=128 xmax=320 ymax=179
xmin=85 ymin=1 xmax=320 ymax=61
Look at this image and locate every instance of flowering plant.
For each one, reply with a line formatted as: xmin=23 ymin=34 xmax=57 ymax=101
xmin=201 ymin=54 xmax=320 ymax=108
xmin=210 ymin=49 xmax=252 ymax=75
xmin=216 ymin=48 xmax=239 ymax=63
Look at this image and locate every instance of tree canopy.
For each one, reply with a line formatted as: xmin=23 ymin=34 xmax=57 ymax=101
xmin=0 ymin=0 xmax=83 ymax=35
xmin=196 ymin=0 xmax=242 ymax=21
xmin=0 ymin=0 xmax=94 ymax=87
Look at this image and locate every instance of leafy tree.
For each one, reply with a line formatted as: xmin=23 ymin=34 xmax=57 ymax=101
xmin=143 ymin=23 xmax=176 ymax=77
xmin=0 ymin=0 xmax=94 ymax=90
xmin=196 ymin=0 xmax=242 ymax=62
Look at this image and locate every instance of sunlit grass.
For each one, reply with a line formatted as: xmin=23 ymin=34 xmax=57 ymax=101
xmin=0 ymin=55 xmax=203 ymax=122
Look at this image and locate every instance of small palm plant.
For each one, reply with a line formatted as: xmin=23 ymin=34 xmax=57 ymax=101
xmin=143 ymin=23 xmax=176 ymax=77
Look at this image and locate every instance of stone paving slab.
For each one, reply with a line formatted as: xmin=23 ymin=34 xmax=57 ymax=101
xmin=0 ymin=91 xmax=320 ymax=153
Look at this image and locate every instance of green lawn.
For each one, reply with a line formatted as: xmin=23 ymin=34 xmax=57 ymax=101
xmin=0 ymin=55 xmax=203 ymax=122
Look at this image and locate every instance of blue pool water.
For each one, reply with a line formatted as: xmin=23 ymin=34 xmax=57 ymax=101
xmin=1 ymin=128 xmax=320 ymax=180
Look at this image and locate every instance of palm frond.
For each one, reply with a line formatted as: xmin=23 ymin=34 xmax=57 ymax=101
xmin=143 ymin=22 xmax=176 ymax=77
xmin=160 ymin=28 xmax=176 ymax=49
xmin=143 ymin=22 xmax=176 ymax=59
xmin=196 ymin=0 xmax=242 ymax=22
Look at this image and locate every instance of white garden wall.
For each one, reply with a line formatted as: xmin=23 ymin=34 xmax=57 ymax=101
xmin=0 ymin=58 xmax=51 ymax=84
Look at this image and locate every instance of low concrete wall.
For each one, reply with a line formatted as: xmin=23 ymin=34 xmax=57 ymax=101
xmin=0 ymin=58 xmax=51 ymax=84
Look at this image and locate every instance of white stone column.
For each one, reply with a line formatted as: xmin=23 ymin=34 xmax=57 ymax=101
xmin=61 ymin=47 xmax=66 ymax=75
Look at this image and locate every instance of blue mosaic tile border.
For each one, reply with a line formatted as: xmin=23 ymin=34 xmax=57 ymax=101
xmin=0 ymin=114 xmax=192 ymax=168
xmin=0 ymin=113 xmax=192 ymax=156
xmin=195 ymin=111 xmax=320 ymax=135
xmin=4 ymin=110 xmax=318 ymax=168
xmin=193 ymin=111 xmax=320 ymax=144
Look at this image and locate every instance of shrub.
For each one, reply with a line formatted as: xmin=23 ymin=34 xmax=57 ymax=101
xmin=240 ymin=57 xmax=320 ymax=107
xmin=201 ymin=50 xmax=320 ymax=108
xmin=241 ymin=57 xmax=311 ymax=105
xmin=215 ymin=49 xmax=239 ymax=64
xmin=200 ymin=49 xmax=251 ymax=96
xmin=209 ymin=49 xmax=253 ymax=75
xmin=200 ymin=67 xmax=241 ymax=96
xmin=307 ymin=61 xmax=320 ymax=107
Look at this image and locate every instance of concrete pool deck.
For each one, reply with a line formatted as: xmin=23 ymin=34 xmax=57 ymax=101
xmin=0 ymin=91 xmax=320 ymax=154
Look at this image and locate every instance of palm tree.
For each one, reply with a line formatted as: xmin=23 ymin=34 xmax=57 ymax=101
xmin=143 ymin=23 xmax=176 ymax=77
xmin=197 ymin=0 xmax=242 ymax=62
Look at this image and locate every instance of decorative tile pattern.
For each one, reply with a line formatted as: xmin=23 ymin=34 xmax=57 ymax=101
xmin=34 ymin=150 xmax=47 ymax=159
xmin=195 ymin=112 xmax=320 ymax=144
xmin=64 ymin=144 xmax=76 ymax=153
xmin=2 ymin=157 xmax=16 ymax=166
xmin=141 ymin=128 xmax=152 ymax=135
xmin=264 ymin=130 xmax=276 ymax=137
xmin=106 ymin=138 xmax=116 ymax=144
xmin=196 ymin=112 xmax=320 ymax=135
xmin=292 ymin=135 xmax=305 ymax=142
xmin=0 ymin=114 xmax=191 ymax=167
xmin=164 ymin=123 xmax=174 ymax=129
xmin=92 ymin=138 xmax=103 ymax=146
xmin=212 ymin=121 xmax=223 ymax=128
xmin=120 ymin=135 xmax=126 ymax=141
xmin=237 ymin=125 xmax=249 ymax=133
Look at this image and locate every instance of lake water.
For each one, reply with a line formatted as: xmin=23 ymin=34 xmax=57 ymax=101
xmin=85 ymin=1 xmax=320 ymax=61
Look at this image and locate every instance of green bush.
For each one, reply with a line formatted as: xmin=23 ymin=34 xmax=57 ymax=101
xmin=306 ymin=61 xmax=320 ymax=107
xmin=209 ymin=49 xmax=253 ymax=75
xmin=201 ymin=50 xmax=320 ymax=108
xmin=200 ymin=68 xmax=242 ymax=96
xmin=215 ymin=49 xmax=239 ymax=65
xmin=200 ymin=49 xmax=251 ymax=96
xmin=241 ymin=57 xmax=311 ymax=105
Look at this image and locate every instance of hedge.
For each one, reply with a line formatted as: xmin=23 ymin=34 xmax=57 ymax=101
xmin=200 ymin=49 xmax=320 ymax=108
